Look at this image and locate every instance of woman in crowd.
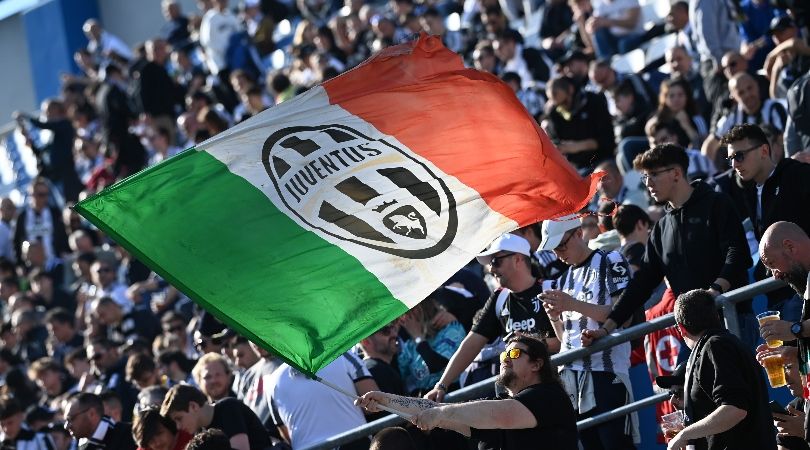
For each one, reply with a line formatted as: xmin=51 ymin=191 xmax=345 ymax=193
xmin=651 ymin=77 xmax=709 ymax=148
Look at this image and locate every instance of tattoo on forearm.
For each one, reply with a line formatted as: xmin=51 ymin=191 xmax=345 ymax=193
xmin=388 ymin=396 xmax=437 ymax=410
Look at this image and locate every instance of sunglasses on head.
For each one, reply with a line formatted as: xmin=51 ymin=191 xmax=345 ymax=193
xmin=499 ymin=347 xmax=525 ymax=363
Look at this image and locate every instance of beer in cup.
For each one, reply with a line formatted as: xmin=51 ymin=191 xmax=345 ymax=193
xmin=661 ymin=410 xmax=685 ymax=442
xmin=762 ymin=354 xmax=787 ymax=388
xmin=757 ymin=311 xmax=783 ymax=348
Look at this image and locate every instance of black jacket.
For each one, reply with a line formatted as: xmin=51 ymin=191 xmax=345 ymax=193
xmin=545 ymin=90 xmax=615 ymax=172
xmin=739 ymin=158 xmax=810 ymax=239
xmin=609 ymin=181 xmax=752 ymax=324
xmin=79 ymin=419 xmax=136 ymax=450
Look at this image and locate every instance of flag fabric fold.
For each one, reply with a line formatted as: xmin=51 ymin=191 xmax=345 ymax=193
xmin=75 ymin=33 xmax=601 ymax=377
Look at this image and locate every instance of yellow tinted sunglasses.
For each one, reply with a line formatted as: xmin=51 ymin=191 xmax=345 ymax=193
xmin=499 ymin=347 xmax=523 ymax=363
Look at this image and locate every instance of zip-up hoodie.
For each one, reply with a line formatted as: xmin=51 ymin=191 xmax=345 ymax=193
xmin=609 ymin=181 xmax=752 ymax=325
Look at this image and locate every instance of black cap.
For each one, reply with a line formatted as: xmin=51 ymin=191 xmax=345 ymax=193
xmin=655 ymin=362 xmax=686 ymax=389
xmin=768 ymin=16 xmax=795 ymax=35
xmin=559 ymin=49 xmax=589 ymax=65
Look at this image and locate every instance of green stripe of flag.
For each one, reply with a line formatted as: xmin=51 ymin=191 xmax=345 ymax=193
xmin=75 ymin=149 xmax=408 ymax=376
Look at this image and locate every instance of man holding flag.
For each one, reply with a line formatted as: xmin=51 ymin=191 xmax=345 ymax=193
xmin=356 ymin=333 xmax=578 ymax=449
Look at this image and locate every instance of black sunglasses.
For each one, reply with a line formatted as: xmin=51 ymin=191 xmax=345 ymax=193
xmin=726 ymin=143 xmax=762 ymax=164
xmin=490 ymin=253 xmax=516 ymax=268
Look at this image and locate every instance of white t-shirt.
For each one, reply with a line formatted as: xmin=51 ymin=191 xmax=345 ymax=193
xmin=199 ymin=9 xmax=242 ymax=74
xmin=592 ymin=0 xmax=643 ymax=36
xmin=542 ymin=249 xmax=632 ymax=374
xmin=265 ymin=352 xmax=372 ymax=449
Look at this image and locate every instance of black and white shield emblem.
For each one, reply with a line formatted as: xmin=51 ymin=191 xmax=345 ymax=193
xmin=262 ymin=124 xmax=458 ymax=259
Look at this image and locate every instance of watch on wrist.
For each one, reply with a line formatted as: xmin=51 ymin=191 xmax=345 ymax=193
xmin=435 ymin=383 xmax=448 ymax=391
xmin=709 ymin=282 xmax=724 ymax=294
xmin=792 ymin=321 xmax=803 ymax=338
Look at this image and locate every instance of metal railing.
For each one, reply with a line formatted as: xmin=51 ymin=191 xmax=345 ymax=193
xmin=300 ymin=277 xmax=787 ymax=450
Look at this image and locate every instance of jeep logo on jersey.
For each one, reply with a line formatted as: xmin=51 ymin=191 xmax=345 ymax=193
xmin=262 ymin=124 xmax=458 ymax=259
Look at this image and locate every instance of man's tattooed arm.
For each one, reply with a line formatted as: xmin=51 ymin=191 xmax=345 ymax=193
xmin=355 ymin=391 xmax=440 ymax=417
xmin=387 ymin=396 xmax=438 ymax=411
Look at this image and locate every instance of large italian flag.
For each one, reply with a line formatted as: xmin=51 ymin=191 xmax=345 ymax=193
xmin=75 ymin=34 xmax=600 ymax=376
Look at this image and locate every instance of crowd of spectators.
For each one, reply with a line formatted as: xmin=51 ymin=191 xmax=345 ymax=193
xmin=1 ymin=0 xmax=810 ymax=448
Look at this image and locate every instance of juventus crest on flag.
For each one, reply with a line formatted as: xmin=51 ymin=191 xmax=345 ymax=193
xmin=75 ymin=33 xmax=600 ymax=376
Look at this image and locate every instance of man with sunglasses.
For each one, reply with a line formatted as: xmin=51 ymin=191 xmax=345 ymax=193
xmin=425 ymin=234 xmax=559 ymax=403
xmin=356 ymin=334 xmax=578 ymax=450
xmin=586 ymin=143 xmax=752 ymax=347
xmin=89 ymin=260 xmax=129 ymax=309
xmin=359 ymin=322 xmax=405 ymax=397
xmin=722 ymin=124 xmax=810 ymax=241
xmin=87 ymin=339 xmax=140 ymax=422
xmin=721 ymin=124 xmax=810 ymax=325
xmin=64 ymin=392 xmax=136 ymax=450
xmin=538 ymin=214 xmax=637 ymax=449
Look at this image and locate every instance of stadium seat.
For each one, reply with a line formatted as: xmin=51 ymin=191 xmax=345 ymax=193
xmin=644 ymin=33 xmax=678 ymax=66
xmin=612 ymin=48 xmax=647 ymax=74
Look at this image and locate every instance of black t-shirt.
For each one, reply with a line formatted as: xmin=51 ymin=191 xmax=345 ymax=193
xmin=685 ymin=330 xmax=776 ymax=450
xmin=470 ymin=383 xmax=578 ymax=450
xmin=471 ymin=281 xmax=554 ymax=341
xmin=210 ymin=397 xmax=272 ymax=450
xmin=364 ymin=358 xmax=404 ymax=396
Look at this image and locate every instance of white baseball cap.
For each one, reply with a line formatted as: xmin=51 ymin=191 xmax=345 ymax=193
xmin=539 ymin=214 xmax=582 ymax=251
xmin=476 ymin=234 xmax=531 ymax=265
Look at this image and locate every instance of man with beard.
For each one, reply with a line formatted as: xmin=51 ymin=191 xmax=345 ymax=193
xmin=191 ymin=353 xmax=234 ymax=402
xmin=757 ymin=222 xmax=810 ymax=345
xmin=359 ymin=322 xmax=404 ymax=396
xmin=425 ymin=234 xmax=558 ymax=403
xmin=356 ymin=333 xmax=578 ymax=449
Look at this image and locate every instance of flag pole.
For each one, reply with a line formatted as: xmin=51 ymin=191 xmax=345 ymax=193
xmin=314 ymin=376 xmax=415 ymax=421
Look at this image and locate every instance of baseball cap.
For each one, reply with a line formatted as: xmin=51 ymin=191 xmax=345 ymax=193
xmin=539 ymin=214 xmax=582 ymax=251
xmin=768 ymin=16 xmax=795 ymax=36
xmin=655 ymin=363 xmax=686 ymax=389
xmin=476 ymin=234 xmax=531 ymax=265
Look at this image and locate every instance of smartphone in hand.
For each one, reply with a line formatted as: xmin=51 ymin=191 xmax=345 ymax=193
xmin=770 ymin=400 xmax=789 ymax=417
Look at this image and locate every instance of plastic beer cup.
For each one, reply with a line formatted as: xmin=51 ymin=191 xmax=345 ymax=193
xmin=762 ymin=355 xmax=787 ymax=388
xmin=660 ymin=410 xmax=685 ymax=442
xmin=757 ymin=311 xmax=783 ymax=348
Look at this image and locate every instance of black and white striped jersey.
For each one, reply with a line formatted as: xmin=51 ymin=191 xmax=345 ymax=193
xmin=542 ymin=250 xmax=632 ymax=374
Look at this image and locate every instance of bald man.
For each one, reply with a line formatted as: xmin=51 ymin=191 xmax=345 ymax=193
xmin=701 ymin=73 xmax=787 ymax=160
xmin=757 ymin=222 xmax=810 ymax=346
